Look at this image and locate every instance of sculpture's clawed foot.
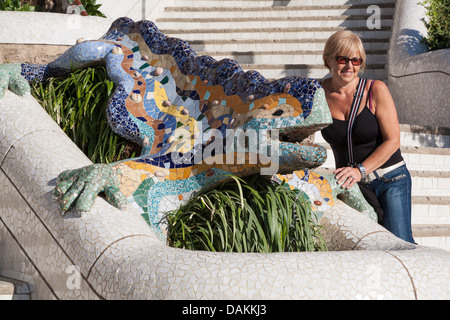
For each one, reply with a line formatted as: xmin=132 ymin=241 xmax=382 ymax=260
xmin=54 ymin=164 xmax=127 ymax=214
xmin=0 ymin=64 xmax=31 ymax=99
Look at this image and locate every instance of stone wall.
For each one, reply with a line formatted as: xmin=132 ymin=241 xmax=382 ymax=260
xmin=388 ymin=0 xmax=450 ymax=128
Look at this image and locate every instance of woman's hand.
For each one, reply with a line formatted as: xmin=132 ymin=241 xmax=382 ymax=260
xmin=334 ymin=166 xmax=362 ymax=189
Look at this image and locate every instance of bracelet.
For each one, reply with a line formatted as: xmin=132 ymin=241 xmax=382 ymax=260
xmin=356 ymin=163 xmax=367 ymax=180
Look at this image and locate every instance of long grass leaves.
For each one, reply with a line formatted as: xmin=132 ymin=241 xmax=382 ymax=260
xmin=31 ymin=66 xmax=140 ymax=163
xmin=166 ymin=175 xmax=327 ymax=253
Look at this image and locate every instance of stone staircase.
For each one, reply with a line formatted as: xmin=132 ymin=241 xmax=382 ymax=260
xmin=155 ymin=0 xmax=450 ymax=250
xmin=156 ymin=0 xmax=395 ymax=81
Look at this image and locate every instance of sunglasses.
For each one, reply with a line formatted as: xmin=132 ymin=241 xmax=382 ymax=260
xmin=334 ymin=56 xmax=363 ymax=66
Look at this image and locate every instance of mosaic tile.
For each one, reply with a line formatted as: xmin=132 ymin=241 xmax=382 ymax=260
xmin=0 ymin=16 xmax=398 ymax=241
xmin=0 ymin=63 xmax=31 ymax=99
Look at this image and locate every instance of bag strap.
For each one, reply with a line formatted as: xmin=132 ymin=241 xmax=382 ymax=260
xmin=367 ymin=79 xmax=375 ymax=112
xmin=347 ymin=77 xmax=367 ymax=166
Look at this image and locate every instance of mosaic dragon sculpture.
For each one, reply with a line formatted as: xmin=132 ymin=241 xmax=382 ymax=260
xmin=0 ymin=18 xmax=376 ymax=240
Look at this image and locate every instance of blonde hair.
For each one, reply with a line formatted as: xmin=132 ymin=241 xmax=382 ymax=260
xmin=323 ymin=30 xmax=366 ymax=71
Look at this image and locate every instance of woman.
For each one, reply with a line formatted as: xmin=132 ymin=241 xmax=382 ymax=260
xmin=320 ymin=30 xmax=415 ymax=244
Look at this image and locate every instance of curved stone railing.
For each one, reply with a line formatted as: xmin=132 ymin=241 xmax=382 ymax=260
xmin=388 ymin=0 xmax=450 ymax=128
xmin=1 ymin=90 xmax=449 ymax=299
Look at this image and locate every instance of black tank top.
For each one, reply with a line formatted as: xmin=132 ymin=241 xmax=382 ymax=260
xmin=321 ymin=102 xmax=403 ymax=169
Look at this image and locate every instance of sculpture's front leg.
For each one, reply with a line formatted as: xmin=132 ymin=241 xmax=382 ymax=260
xmin=0 ymin=63 xmax=31 ymax=99
xmin=54 ymin=164 xmax=127 ymax=213
xmin=274 ymin=170 xmax=378 ymax=222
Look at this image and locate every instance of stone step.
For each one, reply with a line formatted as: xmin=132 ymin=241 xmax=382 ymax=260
xmin=402 ymin=146 xmax=450 ymax=172
xmin=188 ymin=38 xmax=390 ymax=53
xmin=156 ymin=16 xmax=394 ymax=30
xmin=412 ymin=225 xmax=450 ymax=250
xmin=198 ymin=51 xmax=387 ymax=65
xmin=164 ymin=5 xmax=395 ymax=18
xmin=415 ymin=237 xmax=449 ymax=250
xmin=160 ymin=26 xmax=393 ymax=41
xmin=315 ymin=125 xmax=450 ymax=150
xmin=399 ymin=124 xmax=450 ymax=148
xmin=412 ymin=196 xmax=450 ymax=225
xmin=413 ymin=224 xmax=450 ymax=237
xmin=0 ymin=276 xmax=32 ymax=300
xmin=0 ymin=280 xmax=14 ymax=300
xmin=237 ymin=63 xmax=386 ymax=81
xmin=411 ymin=171 xmax=450 ymax=198
xmin=172 ymin=0 xmax=396 ymax=8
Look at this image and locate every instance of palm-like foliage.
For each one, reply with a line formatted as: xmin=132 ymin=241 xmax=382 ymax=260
xmin=166 ymin=175 xmax=327 ymax=252
xmin=31 ymin=66 xmax=140 ymax=163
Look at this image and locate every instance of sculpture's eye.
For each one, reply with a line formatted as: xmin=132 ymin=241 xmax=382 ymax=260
xmin=272 ymin=109 xmax=284 ymax=117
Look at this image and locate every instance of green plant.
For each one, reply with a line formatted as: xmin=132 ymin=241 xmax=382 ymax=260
xmin=166 ymin=175 xmax=327 ymax=253
xmin=0 ymin=0 xmax=37 ymax=11
xmin=0 ymin=0 xmax=105 ymax=16
xmin=31 ymin=66 xmax=140 ymax=164
xmin=420 ymin=0 xmax=450 ymax=50
xmin=80 ymin=0 xmax=105 ymax=17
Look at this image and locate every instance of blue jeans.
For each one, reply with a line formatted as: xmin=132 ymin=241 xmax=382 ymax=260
xmin=367 ymin=164 xmax=415 ymax=244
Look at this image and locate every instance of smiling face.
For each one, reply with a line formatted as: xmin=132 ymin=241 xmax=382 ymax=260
xmin=323 ymin=30 xmax=366 ymax=82
xmin=327 ymin=52 xmax=362 ymax=84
